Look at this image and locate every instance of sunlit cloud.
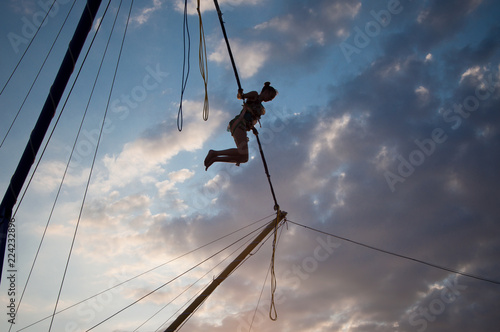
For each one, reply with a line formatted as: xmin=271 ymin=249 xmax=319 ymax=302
xmin=94 ymin=101 xmax=224 ymax=193
xmin=209 ymin=38 xmax=271 ymax=78
xmin=132 ymin=0 xmax=163 ymax=25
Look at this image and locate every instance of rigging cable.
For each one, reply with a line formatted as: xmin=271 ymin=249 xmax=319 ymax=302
xmin=17 ymin=213 xmax=274 ymax=331
xmin=7 ymin=2 xmax=114 ymax=331
xmin=249 ymin=261 xmax=272 ymax=332
xmin=177 ymin=0 xmax=191 ymax=131
xmin=48 ymin=0 xmax=131 ymax=330
xmin=156 ymin=277 xmax=213 ymax=332
xmin=0 ymin=0 xmax=57 ymax=96
xmin=197 ymin=0 xmax=210 ymax=121
xmin=0 ymin=1 xmax=77 ymax=150
xmin=288 ymin=220 xmax=500 ymax=286
xmin=86 ymin=216 xmax=276 ymax=331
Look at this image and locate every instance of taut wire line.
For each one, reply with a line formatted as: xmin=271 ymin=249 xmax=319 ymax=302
xmin=288 ymin=220 xmax=500 ymax=286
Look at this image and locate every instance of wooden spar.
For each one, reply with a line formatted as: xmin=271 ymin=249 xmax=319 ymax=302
xmin=0 ymin=0 xmax=103 ymax=284
xmin=163 ymin=211 xmax=287 ymax=332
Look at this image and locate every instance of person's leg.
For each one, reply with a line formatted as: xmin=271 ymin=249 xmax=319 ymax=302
xmin=205 ymin=128 xmax=248 ymax=170
xmin=232 ymin=127 xmax=249 ymax=164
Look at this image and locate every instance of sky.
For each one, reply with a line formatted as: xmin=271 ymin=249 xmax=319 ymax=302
xmin=1 ymin=0 xmax=500 ymax=331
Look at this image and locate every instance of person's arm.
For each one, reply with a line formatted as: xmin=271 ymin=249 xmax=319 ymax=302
xmin=237 ymin=90 xmax=258 ymax=101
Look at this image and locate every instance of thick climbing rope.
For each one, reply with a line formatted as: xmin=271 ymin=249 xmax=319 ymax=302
xmin=213 ymin=0 xmax=242 ymax=91
xmin=252 ymin=127 xmax=280 ymax=212
xmin=213 ymin=0 xmax=282 ymax=321
xmin=213 ymin=0 xmax=280 ymax=211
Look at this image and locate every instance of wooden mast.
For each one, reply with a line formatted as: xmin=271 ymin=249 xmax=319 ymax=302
xmin=0 ymin=0 xmax=103 ymax=284
xmin=163 ymin=211 xmax=287 ymax=332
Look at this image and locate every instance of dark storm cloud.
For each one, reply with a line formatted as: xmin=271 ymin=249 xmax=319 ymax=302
xmin=248 ymin=0 xmax=362 ymax=64
xmin=147 ymin=1 xmax=500 ymax=331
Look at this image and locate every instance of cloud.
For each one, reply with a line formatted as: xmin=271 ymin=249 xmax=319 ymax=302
xmin=460 ymin=65 xmax=486 ymax=84
xmin=162 ymin=3 xmax=500 ymax=329
xmin=173 ymin=0 xmax=264 ymax=15
xmin=209 ymin=38 xmax=271 ymax=78
xmin=156 ymin=168 xmax=195 ymax=198
xmin=416 ymin=0 xmax=483 ymax=29
xmin=93 ymin=17 xmax=102 ymax=32
xmin=32 ymin=160 xmax=89 ymax=193
xmin=131 ymin=0 xmax=163 ymax=25
xmin=252 ymin=0 xmax=361 ymax=63
xmin=94 ymin=101 xmax=224 ymax=193
xmin=387 ymin=0 xmax=485 ymax=54
xmin=415 ymin=85 xmax=430 ymax=104
xmin=8 ymin=0 xmax=38 ymax=15
xmin=6 ymin=1 xmax=500 ymax=331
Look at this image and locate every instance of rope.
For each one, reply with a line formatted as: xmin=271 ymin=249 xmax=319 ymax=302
xmin=251 ymin=127 xmax=280 ymax=211
xmin=213 ymin=0 xmax=242 ymax=91
xmin=197 ymin=0 xmax=209 ymax=121
xmin=268 ymin=210 xmax=285 ymax=321
xmin=158 ymin=218 xmax=285 ymax=332
xmin=0 ymin=1 xmax=77 ymax=150
xmin=136 ymin=224 xmax=264 ymax=331
xmin=8 ymin=2 xmax=112 ymax=330
xmin=65 ymin=2 xmax=134 ymax=328
xmin=17 ymin=214 xmax=274 ymax=331
xmin=156 ymin=221 xmax=280 ymax=332
xmin=211 ymin=0 xmax=281 ymax=212
xmin=250 ymin=128 xmax=282 ymax=320
xmin=210 ymin=1 xmax=279 ymax=211
xmin=156 ymin=279 xmax=211 ymax=332
xmin=177 ymin=0 xmax=191 ymax=131
xmin=48 ymin=0 xmax=123 ymax=330
xmin=249 ymin=261 xmax=271 ymax=331
xmin=288 ymin=220 xmax=500 ymax=286
xmin=0 ymin=0 xmax=57 ymax=96
xmin=87 ymin=217 xmax=274 ymax=332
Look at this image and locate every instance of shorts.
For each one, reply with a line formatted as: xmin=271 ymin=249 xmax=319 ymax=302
xmin=232 ymin=126 xmax=249 ymax=156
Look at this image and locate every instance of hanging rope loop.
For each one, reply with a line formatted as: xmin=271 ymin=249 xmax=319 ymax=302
xmin=269 ymin=209 xmax=283 ymax=321
xmin=177 ymin=0 xmax=191 ymax=131
xmin=197 ymin=0 xmax=209 ymax=121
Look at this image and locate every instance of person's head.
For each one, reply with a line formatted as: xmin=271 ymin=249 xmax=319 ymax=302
xmin=260 ymin=82 xmax=278 ymax=102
